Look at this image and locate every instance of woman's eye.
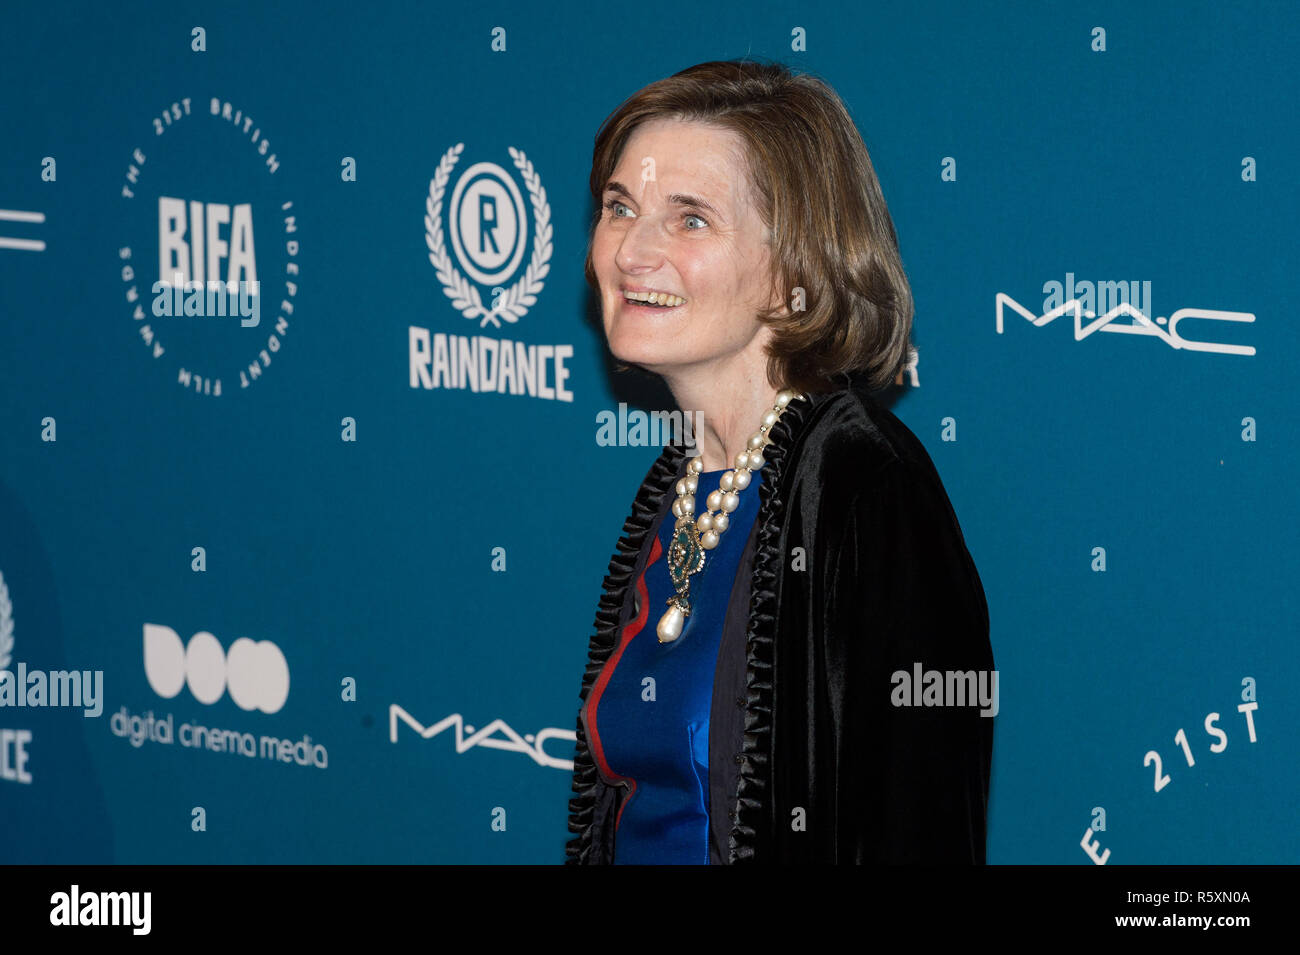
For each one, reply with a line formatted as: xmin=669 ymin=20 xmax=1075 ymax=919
xmin=602 ymin=200 xmax=706 ymax=230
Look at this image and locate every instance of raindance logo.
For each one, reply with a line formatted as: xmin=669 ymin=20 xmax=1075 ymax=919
xmin=413 ymin=143 xmax=575 ymax=401
xmin=0 ymin=568 xmax=104 ymax=720
xmin=116 ymin=96 xmax=305 ymax=396
xmin=426 ymin=143 xmax=550 ymax=328
xmin=0 ymin=569 xmax=31 ymax=784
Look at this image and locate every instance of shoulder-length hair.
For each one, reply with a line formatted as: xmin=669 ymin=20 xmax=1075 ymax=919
xmin=584 ymin=58 xmax=914 ymax=395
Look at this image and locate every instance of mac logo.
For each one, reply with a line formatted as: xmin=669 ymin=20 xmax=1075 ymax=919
xmin=996 ymin=292 xmax=1255 ymax=357
xmin=389 ymin=703 xmax=574 ymax=770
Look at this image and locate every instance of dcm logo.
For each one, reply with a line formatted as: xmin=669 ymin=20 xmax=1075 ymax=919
xmin=143 ymin=623 xmax=289 ymax=713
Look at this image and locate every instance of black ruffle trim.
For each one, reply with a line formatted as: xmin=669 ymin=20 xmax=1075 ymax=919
xmin=564 ymin=441 xmax=687 ymax=864
xmin=727 ymin=391 xmax=817 ymax=863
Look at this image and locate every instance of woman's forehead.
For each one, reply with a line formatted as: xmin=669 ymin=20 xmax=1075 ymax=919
xmin=612 ymin=120 xmax=754 ymax=212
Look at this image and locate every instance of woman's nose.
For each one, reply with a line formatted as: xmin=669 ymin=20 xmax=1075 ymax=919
xmin=614 ymin=215 xmax=666 ymax=272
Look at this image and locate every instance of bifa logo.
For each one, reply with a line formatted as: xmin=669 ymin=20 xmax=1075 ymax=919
xmin=389 ymin=703 xmax=575 ymax=770
xmin=116 ymin=96 xmax=305 ymax=397
xmin=996 ymin=275 xmax=1254 ymax=357
xmin=151 ymin=196 xmax=262 ymax=328
xmin=425 ymin=142 xmax=552 ymax=329
xmin=143 ymin=623 xmax=289 ymax=713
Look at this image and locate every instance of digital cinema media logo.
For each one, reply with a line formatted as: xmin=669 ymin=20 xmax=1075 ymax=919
xmin=411 ymin=142 xmax=576 ymax=401
xmin=142 ymin=623 xmax=289 ymax=714
xmin=116 ymin=96 xmax=304 ymax=396
xmin=111 ymin=622 xmax=328 ymax=770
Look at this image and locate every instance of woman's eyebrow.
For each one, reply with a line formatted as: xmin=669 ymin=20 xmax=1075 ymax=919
xmin=667 ymin=193 xmax=722 ymax=218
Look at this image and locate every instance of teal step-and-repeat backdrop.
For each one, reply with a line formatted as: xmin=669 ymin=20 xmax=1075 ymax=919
xmin=0 ymin=0 xmax=1295 ymax=863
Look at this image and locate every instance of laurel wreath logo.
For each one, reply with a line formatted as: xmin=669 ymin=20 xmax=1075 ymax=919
xmin=0 ymin=570 xmax=13 ymax=671
xmin=425 ymin=143 xmax=552 ymax=328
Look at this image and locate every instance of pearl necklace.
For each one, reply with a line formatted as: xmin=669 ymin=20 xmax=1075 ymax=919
xmin=657 ymin=388 xmax=804 ymax=643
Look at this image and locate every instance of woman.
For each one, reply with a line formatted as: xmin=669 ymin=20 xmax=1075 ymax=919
xmin=567 ymin=59 xmax=994 ymax=864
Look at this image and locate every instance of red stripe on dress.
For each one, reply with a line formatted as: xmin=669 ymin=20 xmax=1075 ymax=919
xmin=587 ymin=533 xmax=664 ymax=832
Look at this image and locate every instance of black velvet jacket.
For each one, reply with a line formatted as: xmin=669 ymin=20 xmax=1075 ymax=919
xmin=566 ymin=372 xmax=994 ymax=863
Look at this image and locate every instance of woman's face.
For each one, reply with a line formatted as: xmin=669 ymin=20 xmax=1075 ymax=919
xmin=592 ymin=116 xmax=777 ymax=382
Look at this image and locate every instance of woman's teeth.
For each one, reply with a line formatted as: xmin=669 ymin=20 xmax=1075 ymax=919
xmin=624 ymin=290 xmax=686 ymax=307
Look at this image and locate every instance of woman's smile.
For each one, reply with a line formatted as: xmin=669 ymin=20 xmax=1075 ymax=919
xmin=619 ymin=297 xmax=687 ymax=313
xmin=620 ymin=287 xmax=688 ymax=309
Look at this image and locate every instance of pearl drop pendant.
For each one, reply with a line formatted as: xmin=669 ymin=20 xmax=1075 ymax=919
xmin=657 ymin=603 xmax=686 ymax=642
xmin=656 ymin=388 xmax=803 ymax=643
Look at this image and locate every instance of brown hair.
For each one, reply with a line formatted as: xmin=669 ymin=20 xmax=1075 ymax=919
xmin=585 ymin=58 xmax=914 ymax=395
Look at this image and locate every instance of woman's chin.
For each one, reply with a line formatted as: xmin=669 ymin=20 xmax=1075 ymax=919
xmin=611 ymin=352 xmax=664 ymax=374
xmin=606 ymin=338 xmax=683 ymax=372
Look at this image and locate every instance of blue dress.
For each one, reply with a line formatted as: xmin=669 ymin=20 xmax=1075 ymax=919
xmin=584 ymin=461 xmax=763 ymax=864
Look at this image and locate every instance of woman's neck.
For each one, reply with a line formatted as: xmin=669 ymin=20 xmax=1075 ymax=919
xmin=663 ymin=358 xmax=781 ymax=474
